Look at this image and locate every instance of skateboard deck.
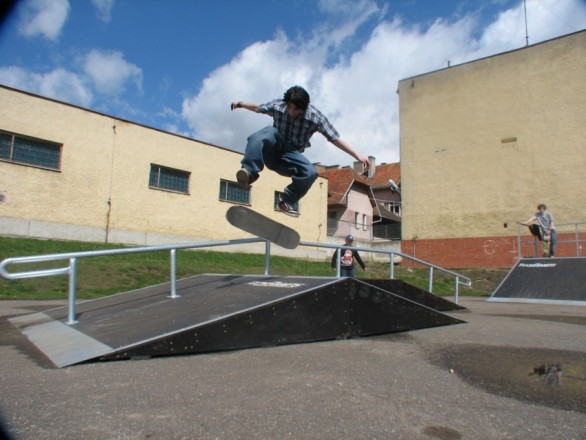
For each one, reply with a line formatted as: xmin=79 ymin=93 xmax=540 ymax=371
xmin=226 ymin=206 xmax=300 ymax=249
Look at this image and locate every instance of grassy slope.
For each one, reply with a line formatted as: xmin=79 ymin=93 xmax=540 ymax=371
xmin=0 ymin=236 xmax=507 ymax=300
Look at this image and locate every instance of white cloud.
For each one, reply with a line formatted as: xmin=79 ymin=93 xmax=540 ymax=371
xmin=17 ymin=0 xmax=70 ymax=41
xmin=0 ymin=66 xmax=92 ymax=107
xmin=313 ymin=0 xmax=383 ymax=50
xmin=182 ymin=32 xmax=320 ymax=149
xmin=180 ymin=0 xmax=586 ymax=168
xmin=0 ymin=47 xmax=142 ymax=115
xmin=83 ymin=49 xmax=143 ymax=95
xmin=91 ymin=0 xmax=115 ymax=23
xmin=37 ymin=68 xmax=93 ymax=106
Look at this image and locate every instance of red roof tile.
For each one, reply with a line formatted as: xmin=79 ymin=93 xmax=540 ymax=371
xmin=368 ymin=162 xmax=401 ymax=189
xmin=318 ymin=167 xmax=356 ymax=205
xmin=318 ymin=162 xmax=400 ymax=201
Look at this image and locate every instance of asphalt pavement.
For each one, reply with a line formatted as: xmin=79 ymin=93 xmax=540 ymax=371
xmin=0 ymin=297 xmax=585 ymax=440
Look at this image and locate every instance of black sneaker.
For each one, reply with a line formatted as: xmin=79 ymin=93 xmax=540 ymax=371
xmin=279 ymin=200 xmax=299 ymax=216
xmin=236 ymin=168 xmax=258 ymax=188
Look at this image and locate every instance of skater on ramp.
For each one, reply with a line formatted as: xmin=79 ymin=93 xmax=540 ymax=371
xmin=523 ymin=203 xmax=556 ymax=257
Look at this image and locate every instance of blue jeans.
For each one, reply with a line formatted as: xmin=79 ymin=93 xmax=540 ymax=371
xmin=548 ymin=229 xmax=557 ymax=256
xmin=241 ymin=126 xmax=318 ymax=204
xmin=340 ymin=266 xmax=356 ymax=278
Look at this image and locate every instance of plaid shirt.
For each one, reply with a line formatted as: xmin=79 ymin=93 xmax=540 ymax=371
xmin=258 ymin=99 xmax=340 ymax=151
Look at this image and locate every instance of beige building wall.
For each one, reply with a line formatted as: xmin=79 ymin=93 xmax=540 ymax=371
xmin=398 ymin=31 xmax=586 ymax=266
xmin=0 ymin=86 xmax=329 ymax=259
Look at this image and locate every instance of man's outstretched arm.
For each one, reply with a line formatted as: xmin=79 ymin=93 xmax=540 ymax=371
xmin=332 ymin=138 xmax=370 ymax=170
xmin=230 ymin=101 xmax=261 ymax=113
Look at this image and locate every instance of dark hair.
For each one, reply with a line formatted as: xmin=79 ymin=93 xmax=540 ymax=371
xmin=537 ymin=203 xmax=547 ymax=210
xmin=283 ymin=86 xmax=310 ymax=111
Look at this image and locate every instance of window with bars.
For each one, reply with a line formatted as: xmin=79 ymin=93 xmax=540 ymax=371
xmin=149 ymin=164 xmax=190 ymax=194
xmin=0 ymin=131 xmax=62 ymax=170
xmin=219 ymin=179 xmax=250 ymax=204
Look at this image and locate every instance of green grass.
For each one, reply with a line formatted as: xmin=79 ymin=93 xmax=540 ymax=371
xmin=0 ymin=236 xmax=505 ymax=300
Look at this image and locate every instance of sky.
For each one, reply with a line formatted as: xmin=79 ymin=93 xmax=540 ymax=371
xmin=0 ymin=0 xmax=585 ymax=167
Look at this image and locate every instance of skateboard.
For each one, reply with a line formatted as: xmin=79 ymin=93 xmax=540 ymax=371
xmin=542 ymin=234 xmax=551 ymax=257
xmin=226 ymin=206 xmax=300 ymax=249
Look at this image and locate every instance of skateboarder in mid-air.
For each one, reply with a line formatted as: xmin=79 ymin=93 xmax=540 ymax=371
xmin=231 ymin=86 xmax=370 ymax=216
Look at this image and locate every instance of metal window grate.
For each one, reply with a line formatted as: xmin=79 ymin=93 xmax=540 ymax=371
xmin=149 ymin=164 xmax=189 ymax=193
xmin=0 ymin=131 xmax=61 ymax=170
xmin=219 ymin=179 xmax=250 ymax=204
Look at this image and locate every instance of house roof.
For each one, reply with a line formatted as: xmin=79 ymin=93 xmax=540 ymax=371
xmin=318 ymin=162 xmax=401 ymax=202
xmin=368 ymin=162 xmax=401 ymax=190
xmin=318 ymin=167 xmax=370 ymax=205
xmin=375 ymin=202 xmax=402 ymax=222
xmin=318 ymin=162 xmax=401 ymax=221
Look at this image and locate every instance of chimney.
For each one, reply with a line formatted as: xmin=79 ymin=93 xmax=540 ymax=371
xmin=353 ymin=160 xmax=365 ymax=175
xmin=367 ymin=156 xmax=376 ymax=178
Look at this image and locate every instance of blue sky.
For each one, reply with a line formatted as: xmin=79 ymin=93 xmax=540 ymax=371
xmin=1 ymin=0 xmax=585 ymax=166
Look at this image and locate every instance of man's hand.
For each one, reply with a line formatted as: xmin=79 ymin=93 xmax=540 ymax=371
xmin=332 ymin=138 xmax=370 ymax=170
xmin=230 ymin=101 xmax=243 ymax=111
xmin=356 ymin=155 xmax=370 ymax=170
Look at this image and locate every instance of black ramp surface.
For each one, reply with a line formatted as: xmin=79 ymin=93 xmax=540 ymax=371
xmin=47 ymin=275 xmax=334 ymax=348
xmin=359 ymin=278 xmax=465 ymax=311
xmin=10 ymin=274 xmax=465 ymax=367
xmin=489 ymin=257 xmax=586 ymax=305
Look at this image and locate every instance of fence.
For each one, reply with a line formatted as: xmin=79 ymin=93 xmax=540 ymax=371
xmin=516 ymin=221 xmax=586 ymax=258
xmin=0 ymin=238 xmax=471 ymax=325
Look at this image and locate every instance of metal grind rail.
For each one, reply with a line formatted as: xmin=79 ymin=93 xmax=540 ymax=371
xmin=0 ymin=238 xmax=471 ymax=325
xmin=302 ymin=241 xmax=471 ymax=304
xmin=516 ymin=221 xmax=586 ymax=258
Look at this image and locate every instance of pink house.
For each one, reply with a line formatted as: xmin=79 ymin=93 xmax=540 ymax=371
xmin=317 ymin=158 xmax=401 ymax=242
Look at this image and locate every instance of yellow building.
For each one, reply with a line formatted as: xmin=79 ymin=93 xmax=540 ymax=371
xmin=0 ymin=85 xmax=329 ymax=258
xmin=398 ymin=30 xmax=586 ymax=268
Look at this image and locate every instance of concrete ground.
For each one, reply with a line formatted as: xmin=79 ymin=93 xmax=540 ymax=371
xmin=0 ymin=297 xmax=585 ymax=440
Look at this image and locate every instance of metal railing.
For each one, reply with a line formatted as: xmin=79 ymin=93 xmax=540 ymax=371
xmin=516 ymin=221 xmax=586 ymax=258
xmin=0 ymin=238 xmax=471 ymax=325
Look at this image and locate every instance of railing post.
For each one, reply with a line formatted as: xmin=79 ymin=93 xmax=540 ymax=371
xmin=517 ymin=222 xmax=522 ymax=260
xmin=336 ymin=248 xmax=341 ymax=277
xmin=67 ymin=258 xmax=78 ymax=325
xmin=574 ymin=223 xmax=580 ymax=257
xmin=264 ymin=240 xmax=271 ymax=276
xmin=389 ymin=253 xmax=395 ymax=279
xmin=428 ymin=266 xmax=434 ymax=293
xmin=168 ymin=249 xmax=179 ymax=298
xmin=454 ymin=277 xmax=460 ymax=305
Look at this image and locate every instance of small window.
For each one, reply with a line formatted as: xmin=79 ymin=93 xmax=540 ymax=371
xmin=362 ymin=214 xmax=368 ymax=231
xmin=385 ymin=201 xmax=401 ymax=216
xmin=0 ymin=130 xmax=62 ymax=170
xmin=219 ymin=179 xmax=250 ymax=204
xmin=149 ymin=164 xmax=190 ymax=194
xmin=274 ymin=191 xmax=299 ymax=214
xmin=355 ymin=212 xmax=360 ymax=229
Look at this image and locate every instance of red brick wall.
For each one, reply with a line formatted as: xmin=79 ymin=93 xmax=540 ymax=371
xmin=401 ymin=233 xmax=585 ymax=269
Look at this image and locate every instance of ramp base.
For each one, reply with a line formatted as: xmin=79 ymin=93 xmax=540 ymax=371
xmin=10 ymin=275 xmax=465 ymax=367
